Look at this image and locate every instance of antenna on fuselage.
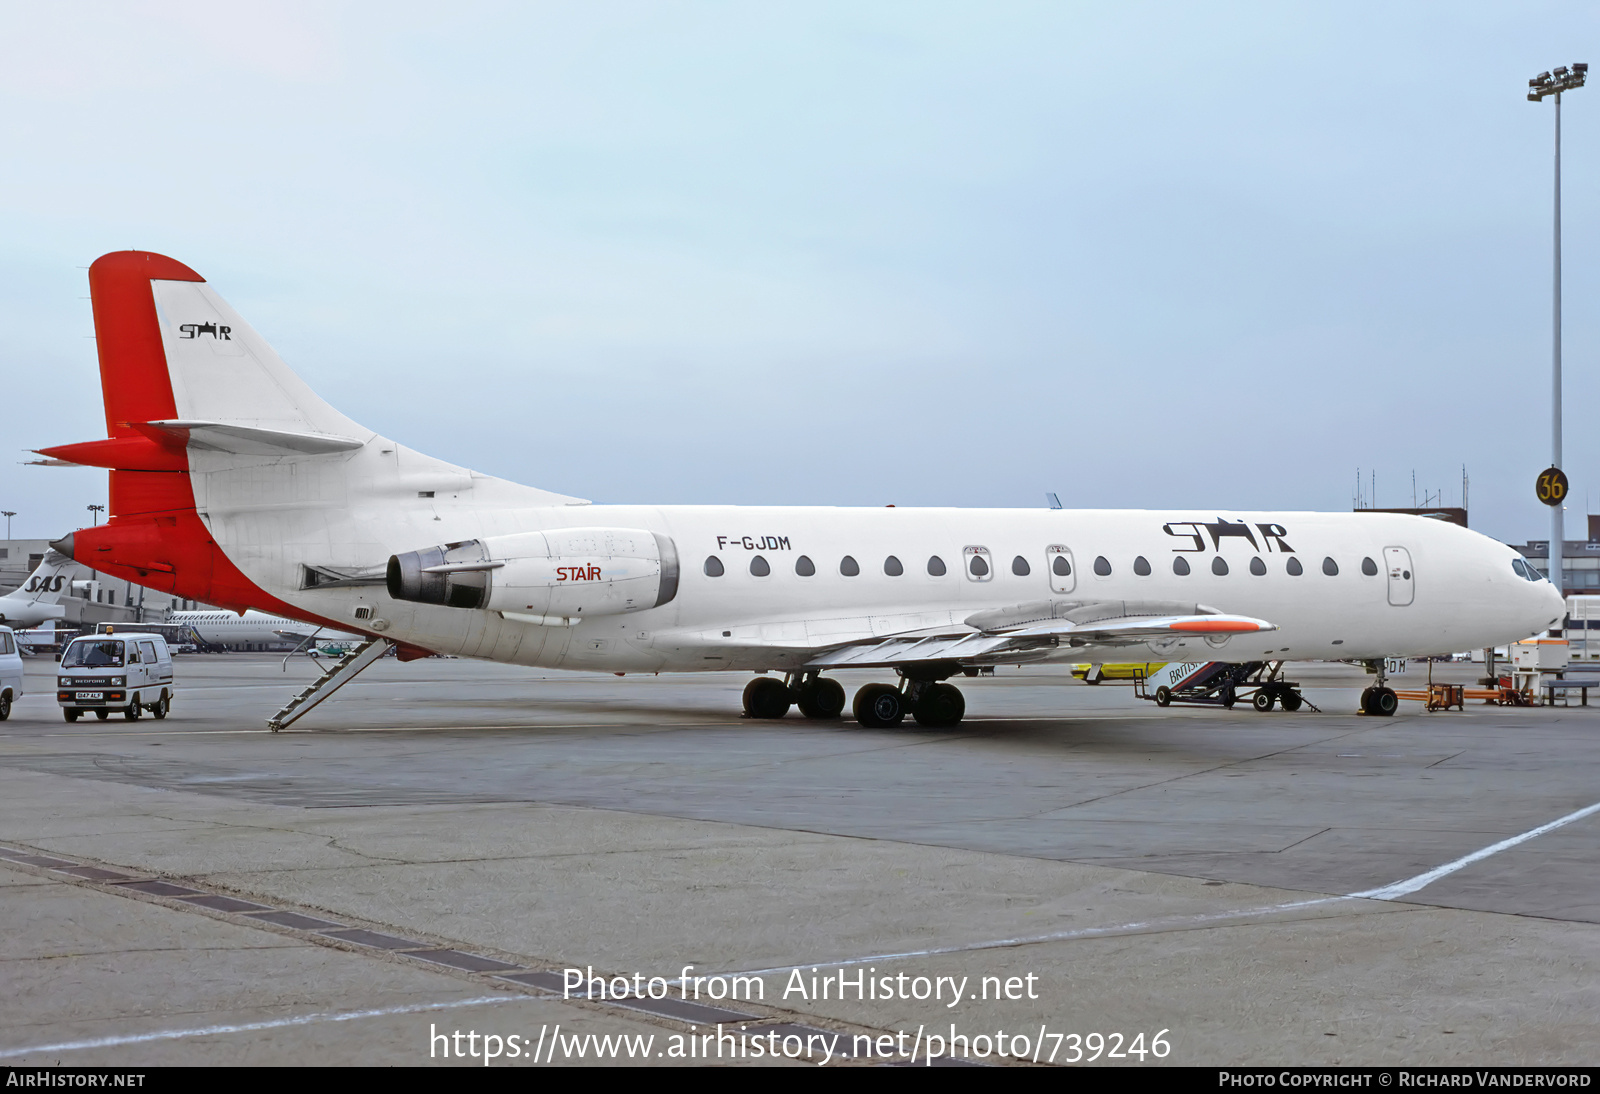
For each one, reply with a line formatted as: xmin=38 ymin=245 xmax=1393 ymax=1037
xmin=1045 ymin=493 xmax=1062 ymax=510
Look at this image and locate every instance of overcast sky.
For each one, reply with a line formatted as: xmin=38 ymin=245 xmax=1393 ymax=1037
xmin=2 ymin=2 xmax=1596 ymax=546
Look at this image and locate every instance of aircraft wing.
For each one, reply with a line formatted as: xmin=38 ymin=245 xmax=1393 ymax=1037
xmin=802 ymin=599 xmax=1276 ymax=671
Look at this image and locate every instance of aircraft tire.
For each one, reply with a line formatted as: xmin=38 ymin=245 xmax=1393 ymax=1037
xmin=742 ymin=677 xmax=791 ymax=719
xmin=1372 ymin=687 xmax=1398 ymax=717
xmin=1359 ymin=686 xmax=1375 ymax=714
xmin=1279 ymin=690 xmax=1304 ymax=712
xmin=853 ymin=683 xmax=904 ymax=728
xmin=1252 ymin=689 xmax=1275 ymax=713
xmin=912 ymin=683 xmax=965 ymax=727
xmin=796 ymin=678 xmax=845 ymax=719
xmin=1154 ymin=686 xmax=1172 ymax=707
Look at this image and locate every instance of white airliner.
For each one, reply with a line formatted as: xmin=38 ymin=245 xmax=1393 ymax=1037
xmin=0 ymin=550 xmax=77 ymax=628
xmin=38 ymin=252 xmax=1563 ymax=725
xmin=168 ymin=608 xmax=360 ymax=649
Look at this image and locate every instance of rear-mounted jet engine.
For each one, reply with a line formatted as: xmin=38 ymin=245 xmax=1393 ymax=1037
xmin=387 ymin=528 xmax=678 ymax=626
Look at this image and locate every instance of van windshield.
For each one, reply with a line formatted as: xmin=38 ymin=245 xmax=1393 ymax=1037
xmin=63 ymin=640 xmax=124 ymax=669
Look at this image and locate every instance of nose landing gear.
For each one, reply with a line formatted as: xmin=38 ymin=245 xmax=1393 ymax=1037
xmin=1359 ymin=660 xmax=1399 ymax=716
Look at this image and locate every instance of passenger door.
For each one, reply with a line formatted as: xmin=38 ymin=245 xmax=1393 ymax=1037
xmin=1383 ymin=546 xmax=1414 ymax=606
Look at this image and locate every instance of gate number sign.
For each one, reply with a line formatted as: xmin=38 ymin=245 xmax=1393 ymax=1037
xmin=1537 ymin=467 xmax=1569 ymax=507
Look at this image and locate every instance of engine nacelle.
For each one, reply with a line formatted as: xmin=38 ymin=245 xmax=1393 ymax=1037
xmin=387 ymin=527 xmax=679 ymax=621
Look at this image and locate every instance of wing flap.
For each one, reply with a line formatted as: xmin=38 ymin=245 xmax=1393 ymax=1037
xmin=803 ymin=603 xmax=1276 ymax=671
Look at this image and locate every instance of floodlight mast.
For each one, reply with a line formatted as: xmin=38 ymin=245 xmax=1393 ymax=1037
xmin=1528 ymin=63 xmax=1586 ymax=602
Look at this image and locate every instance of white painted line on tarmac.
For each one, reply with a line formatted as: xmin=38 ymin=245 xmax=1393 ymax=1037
xmin=721 ymin=797 xmax=1600 ymax=978
xmin=717 ymin=896 xmax=1350 ymax=979
xmin=1349 ymin=798 xmax=1600 ymax=901
xmin=0 ymin=994 xmax=525 ymax=1059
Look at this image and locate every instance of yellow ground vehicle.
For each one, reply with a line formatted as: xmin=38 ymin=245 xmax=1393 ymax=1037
xmin=1071 ymin=663 xmax=1166 ymax=684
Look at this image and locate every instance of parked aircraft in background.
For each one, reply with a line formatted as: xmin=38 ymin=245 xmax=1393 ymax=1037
xmin=38 ymin=252 xmax=1565 ymax=726
xmin=168 ymin=608 xmax=361 ymax=649
xmin=0 ymin=551 xmax=77 ymax=628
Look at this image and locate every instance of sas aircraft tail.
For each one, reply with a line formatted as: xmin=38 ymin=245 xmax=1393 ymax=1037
xmin=0 ymin=550 xmax=76 ymax=625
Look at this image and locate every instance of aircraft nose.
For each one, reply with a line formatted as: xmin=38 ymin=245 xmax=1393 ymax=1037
xmin=1538 ymin=579 xmax=1566 ymax=632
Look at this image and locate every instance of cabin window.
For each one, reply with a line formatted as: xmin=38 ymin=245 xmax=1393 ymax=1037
xmin=840 ymin=555 xmax=860 ymax=577
xmin=1286 ymin=557 xmax=1303 ymax=576
xmin=1133 ymin=556 xmax=1151 ymax=576
xmin=1322 ymin=557 xmax=1339 ymax=576
xmin=1093 ymin=556 xmax=1111 ymax=576
xmin=964 ymin=546 xmax=993 ymax=581
xmin=1012 ymin=555 xmax=1031 ymax=576
xmin=884 ymin=555 xmax=904 ymax=576
xmin=703 ymin=556 xmax=724 ymax=577
xmin=1052 ymin=555 xmax=1071 ymax=577
xmin=1361 ymin=556 xmax=1378 ymax=576
xmin=1173 ymin=556 xmax=1190 ymax=576
xmin=1211 ymin=556 xmax=1229 ymax=575
xmin=795 ymin=555 xmax=816 ymax=577
xmin=1249 ymin=557 xmax=1266 ymax=576
xmin=750 ymin=555 xmax=770 ymax=577
xmin=927 ymin=555 xmax=947 ymax=576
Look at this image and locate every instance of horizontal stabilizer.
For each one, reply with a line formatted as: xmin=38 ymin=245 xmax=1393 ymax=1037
xmin=140 ymin=420 xmax=366 ymax=455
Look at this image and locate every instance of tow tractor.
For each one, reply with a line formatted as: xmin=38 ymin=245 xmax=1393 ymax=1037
xmin=1133 ymin=660 xmax=1318 ymax=712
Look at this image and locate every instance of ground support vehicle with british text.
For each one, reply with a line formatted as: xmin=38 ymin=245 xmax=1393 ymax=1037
xmin=56 ymin=632 xmax=175 ymax=722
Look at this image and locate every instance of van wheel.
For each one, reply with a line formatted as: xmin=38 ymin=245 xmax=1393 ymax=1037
xmin=125 ymin=696 xmax=141 ymax=721
xmin=95 ymin=710 xmax=110 ymax=720
xmin=64 ymin=709 xmax=80 ymax=723
xmin=0 ymin=694 xmax=9 ymax=721
xmin=152 ymin=694 xmax=169 ymax=720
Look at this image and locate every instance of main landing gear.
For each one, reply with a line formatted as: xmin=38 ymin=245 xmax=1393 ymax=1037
xmin=741 ymin=673 xmax=846 ymax=721
xmin=1359 ymin=660 xmax=1398 ymax=717
xmin=741 ymin=670 xmax=966 ymax=728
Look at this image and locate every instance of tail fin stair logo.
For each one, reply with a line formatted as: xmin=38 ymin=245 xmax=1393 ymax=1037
xmin=178 ymin=322 xmax=232 ymax=340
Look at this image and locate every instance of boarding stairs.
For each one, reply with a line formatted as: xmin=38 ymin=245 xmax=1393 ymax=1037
xmin=267 ymin=637 xmax=390 ymax=732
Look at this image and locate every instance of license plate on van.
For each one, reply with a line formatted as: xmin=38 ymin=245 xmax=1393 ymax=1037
xmin=76 ymin=692 xmax=104 ymax=700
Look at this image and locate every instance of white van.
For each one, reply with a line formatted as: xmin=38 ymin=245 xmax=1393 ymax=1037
xmin=0 ymin=626 xmax=22 ymax=721
xmin=56 ymin=632 xmax=174 ymax=722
